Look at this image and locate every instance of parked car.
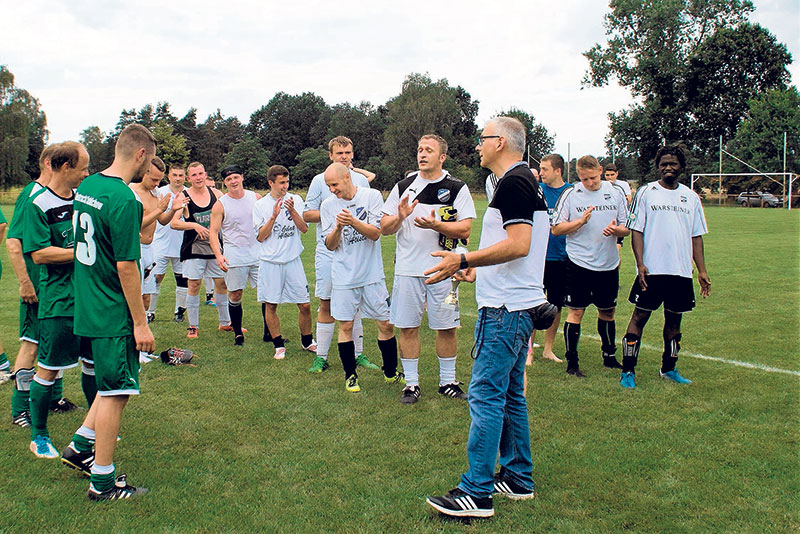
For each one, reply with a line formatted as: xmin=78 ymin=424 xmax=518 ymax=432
xmin=735 ymin=191 xmax=781 ymax=207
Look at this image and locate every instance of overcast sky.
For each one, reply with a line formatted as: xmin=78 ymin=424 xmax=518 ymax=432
xmin=1 ymin=0 xmax=797 ymax=164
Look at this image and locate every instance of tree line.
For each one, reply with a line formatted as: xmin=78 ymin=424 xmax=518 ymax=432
xmin=1 ymin=1 xmax=797 ymax=194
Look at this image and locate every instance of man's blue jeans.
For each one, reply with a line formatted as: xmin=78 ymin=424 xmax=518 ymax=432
xmin=459 ymin=306 xmax=534 ymax=498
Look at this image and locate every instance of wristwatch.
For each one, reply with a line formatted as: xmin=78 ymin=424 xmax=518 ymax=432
xmin=459 ymin=253 xmax=469 ymax=270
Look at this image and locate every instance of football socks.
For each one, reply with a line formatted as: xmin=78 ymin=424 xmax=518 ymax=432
xmin=401 ymin=358 xmax=419 ymax=387
xmin=377 ymin=337 xmax=398 ymax=378
xmin=438 ymin=355 xmax=456 ymax=386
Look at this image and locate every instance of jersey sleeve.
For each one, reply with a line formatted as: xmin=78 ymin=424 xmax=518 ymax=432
xmin=109 ymin=194 xmax=143 ymax=262
xmin=352 ymin=171 xmax=370 ymax=189
xmin=614 ymin=186 xmax=629 ymax=224
xmin=492 ymin=175 xmax=534 ymax=227
xmin=691 ymin=193 xmax=708 ymax=237
xmin=382 ymin=184 xmax=400 ymax=216
xmin=7 ymin=187 xmax=31 ymax=240
xmin=367 ymin=191 xmax=382 ymax=229
xmin=252 ymin=199 xmax=266 ymax=238
xmin=0 ymin=207 xmax=7 ymax=225
xmin=319 ymin=200 xmax=335 ymax=241
xmin=453 ymin=185 xmax=477 ymax=220
xmin=626 ymin=187 xmax=647 ymax=232
xmin=552 ymin=187 xmax=573 ymax=226
xmin=304 ymin=176 xmax=324 ymax=212
xmin=22 ymin=203 xmax=49 ymax=254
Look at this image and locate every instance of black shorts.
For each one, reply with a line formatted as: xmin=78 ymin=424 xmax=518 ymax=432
xmin=563 ymin=260 xmax=619 ymax=311
xmin=543 ymin=260 xmax=567 ymax=309
xmin=628 ymin=274 xmax=695 ymax=314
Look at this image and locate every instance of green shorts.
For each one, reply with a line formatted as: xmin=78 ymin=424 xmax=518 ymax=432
xmin=19 ymin=300 xmax=39 ymax=344
xmin=88 ymin=336 xmax=140 ymax=396
xmin=38 ymin=317 xmax=88 ymax=371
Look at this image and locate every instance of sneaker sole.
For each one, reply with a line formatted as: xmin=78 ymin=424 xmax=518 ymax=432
xmin=61 ymin=457 xmax=91 ymax=477
xmin=426 ymin=498 xmax=494 ymax=518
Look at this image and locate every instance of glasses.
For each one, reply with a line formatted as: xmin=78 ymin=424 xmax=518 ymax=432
xmin=477 ymin=135 xmax=500 ymax=146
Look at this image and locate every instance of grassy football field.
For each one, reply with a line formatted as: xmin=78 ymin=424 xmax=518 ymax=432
xmin=0 ymin=200 xmax=797 ymax=533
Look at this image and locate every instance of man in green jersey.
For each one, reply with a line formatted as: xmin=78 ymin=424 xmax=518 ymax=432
xmin=0 ymin=208 xmax=8 ymax=382
xmin=62 ymin=124 xmax=155 ymax=501
xmin=23 ymin=142 xmax=90 ymax=458
xmin=4 ymin=145 xmax=62 ymax=427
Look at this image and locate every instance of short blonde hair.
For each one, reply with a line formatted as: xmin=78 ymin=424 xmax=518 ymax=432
xmin=576 ymin=155 xmax=602 ymax=171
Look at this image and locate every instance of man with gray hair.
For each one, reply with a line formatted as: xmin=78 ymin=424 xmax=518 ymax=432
xmin=425 ymin=117 xmax=555 ymax=518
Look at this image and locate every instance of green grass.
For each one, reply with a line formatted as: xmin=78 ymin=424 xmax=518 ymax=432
xmin=0 ymin=202 xmax=798 ymax=533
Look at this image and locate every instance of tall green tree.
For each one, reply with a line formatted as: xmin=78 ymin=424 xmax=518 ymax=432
xmin=152 ymin=120 xmax=190 ymax=171
xmin=382 ymin=73 xmax=480 ymax=185
xmin=326 ymin=101 xmax=386 ymax=162
xmin=248 ymin=92 xmax=331 ymax=169
xmin=80 ymin=125 xmax=113 ymax=173
xmin=222 ymin=135 xmax=271 ymax=190
xmin=583 ymin=1 xmax=791 ymax=177
xmin=0 ymin=65 xmax=47 ymax=187
xmin=193 ymin=110 xmax=244 ymax=176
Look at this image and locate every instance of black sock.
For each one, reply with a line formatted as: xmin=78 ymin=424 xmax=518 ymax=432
xmin=598 ymin=318 xmax=616 ymax=356
xmin=229 ymin=301 xmax=243 ymax=336
xmin=377 ymin=337 xmax=398 ymax=378
xmin=272 ymin=336 xmax=284 ymax=349
xmin=338 ymin=341 xmax=357 ymax=378
xmin=262 ymin=303 xmax=272 ymax=342
xmin=301 ymin=334 xmax=313 ymax=348
xmin=564 ymin=322 xmax=581 ymax=365
xmin=661 ymin=334 xmax=681 ymax=373
xmin=622 ymin=334 xmax=641 ymax=373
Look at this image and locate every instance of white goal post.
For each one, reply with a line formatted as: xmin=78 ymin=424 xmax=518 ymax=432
xmin=690 ymin=172 xmax=798 ymax=210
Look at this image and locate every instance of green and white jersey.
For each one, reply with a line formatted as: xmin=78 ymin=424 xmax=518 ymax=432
xmin=23 ymin=187 xmax=76 ymax=318
xmin=7 ymin=181 xmax=45 ymax=292
xmin=73 ymin=173 xmax=143 ymax=338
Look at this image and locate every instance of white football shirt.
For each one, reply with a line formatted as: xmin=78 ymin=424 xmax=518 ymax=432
xmin=320 ymin=187 xmax=385 ymax=289
xmin=219 ymin=190 xmax=259 ymax=267
xmin=553 ymin=180 xmax=628 ymax=271
xmin=382 ymin=171 xmax=476 ymax=277
xmin=152 ymin=185 xmax=185 ymax=258
xmin=627 ymin=181 xmax=707 ymax=278
xmin=252 ymin=193 xmax=306 ymax=264
xmin=304 ymin=169 xmax=370 ymax=259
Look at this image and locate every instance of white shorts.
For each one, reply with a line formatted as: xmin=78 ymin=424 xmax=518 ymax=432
xmin=154 ymin=255 xmax=183 ymax=276
xmin=314 ymin=251 xmax=333 ymax=300
xmin=225 ymin=264 xmax=259 ymax=292
xmin=389 ymin=275 xmax=460 ymax=330
xmin=257 ymin=257 xmax=310 ymax=304
xmin=331 ymin=281 xmax=390 ymax=322
xmin=183 ymin=258 xmax=225 ymax=281
xmin=140 ymin=245 xmax=157 ymax=295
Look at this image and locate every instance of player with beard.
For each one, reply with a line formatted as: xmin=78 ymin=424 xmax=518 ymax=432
xmin=619 ymin=146 xmax=710 ymax=389
xmin=63 ymin=124 xmax=155 ymax=500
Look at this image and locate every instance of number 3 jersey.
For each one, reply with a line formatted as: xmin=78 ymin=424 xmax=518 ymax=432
xmin=73 ymin=173 xmax=143 ymax=338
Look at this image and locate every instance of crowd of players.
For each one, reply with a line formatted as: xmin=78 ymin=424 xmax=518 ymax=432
xmin=0 ymin=119 xmax=710 ymax=513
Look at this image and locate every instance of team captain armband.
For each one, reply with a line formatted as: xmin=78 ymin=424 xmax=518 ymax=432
xmin=437 ymin=206 xmax=467 ymax=251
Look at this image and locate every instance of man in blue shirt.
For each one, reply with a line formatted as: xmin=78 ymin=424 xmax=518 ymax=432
xmin=530 ymin=154 xmax=571 ymax=363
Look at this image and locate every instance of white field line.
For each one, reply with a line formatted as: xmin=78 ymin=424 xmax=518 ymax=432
xmin=457 ymin=309 xmax=800 ymax=377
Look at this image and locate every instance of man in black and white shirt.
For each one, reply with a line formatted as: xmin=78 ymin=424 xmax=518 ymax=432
xmin=552 ymin=155 xmax=630 ymax=378
xmin=424 ymin=117 xmax=555 ymax=519
xmin=320 ymin=163 xmax=403 ymax=393
xmin=619 ymin=146 xmax=710 ymax=389
xmin=381 ymin=134 xmax=476 ymax=405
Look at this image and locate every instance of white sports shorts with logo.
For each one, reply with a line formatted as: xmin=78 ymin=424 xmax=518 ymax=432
xmin=390 ymin=275 xmax=460 ymax=330
xmin=140 ymin=244 xmax=157 ymax=295
xmin=183 ymin=258 xmax=225 ymax=281
xmin=314 ymin=250 xmax=333 ymax=300
xmin=225 ymin=263 xmax=259 ymax=292
xmin=331 ymin=281 xmax=390 ymax=322
xmin=154 ymin=256 xmax=183 ymax=276
xmin=257 ymin=257 xmax=310 ymax=304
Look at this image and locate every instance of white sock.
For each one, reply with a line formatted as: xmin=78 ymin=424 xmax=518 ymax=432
xmin=215 ymin=293 xmax=230 ymax=325
xmin=353 ymin=312 xmax=364 ymax=355
xmin=187 ymin=293 xmax=200 ymax=327
xmin=316 ymin=321 xmax=335 ymax=359
xmin=438 ymin=356 xmax=457 ymax=386
xmin=204 ymin=278 xmax=214 ymax=296
xmin=148 ymin=283 xmax=161 ymax=313
xmin=176 ymin=286 xmax=187 ymax=311
xmin=401 ymin=358 xmax=419 ymax=387
xmin=91 ymin=462 xmax=114 ymax=476
xmin=77 ymin=425 xmax=96 ymax=440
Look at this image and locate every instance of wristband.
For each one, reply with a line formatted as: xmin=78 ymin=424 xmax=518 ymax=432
xmin=459 ymin=253 xmax=469 ymax=270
